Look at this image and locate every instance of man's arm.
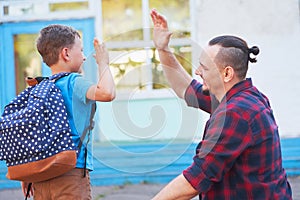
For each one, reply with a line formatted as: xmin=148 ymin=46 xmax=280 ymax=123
xmin=86 ymin=38 xmax=116 ymax=102
xmin=150 ymin=9 xmax=192 ymax=99
xmin=152 ymin=174 xmax=198 ymax=200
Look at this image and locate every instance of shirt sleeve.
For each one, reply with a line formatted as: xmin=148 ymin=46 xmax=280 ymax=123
xmin=184 ymin=79 xmax=212 ymax=113
xmin=73 ymin=75 xmax=94 ymax=104
xmin=183 ymin=110 xmax=252 ymax=192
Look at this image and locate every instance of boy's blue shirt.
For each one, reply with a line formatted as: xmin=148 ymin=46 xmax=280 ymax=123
xmin=55 ymin=73 xmax=95 ymax=171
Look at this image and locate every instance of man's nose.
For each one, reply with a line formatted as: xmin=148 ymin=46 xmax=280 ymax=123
xmin=195 ymin=68 xmax=201 ymax=76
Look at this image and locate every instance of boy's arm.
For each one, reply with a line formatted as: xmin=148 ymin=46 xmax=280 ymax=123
xmin=86 ymin=39 xmax=116 ymax=102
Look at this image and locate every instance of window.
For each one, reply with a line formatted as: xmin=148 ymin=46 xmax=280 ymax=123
xmin=49 ymin=1 xmax=89 ymax=12
xmin=0 ymin=0 xmax=93 ymax=22
xmin=102 ymin=0 xmax=192 ymax=95
xmin=102 ymin=0 xmax=143 ymax=41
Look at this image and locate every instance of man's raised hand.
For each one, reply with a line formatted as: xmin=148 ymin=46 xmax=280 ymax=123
xmin=150 ymin=9 xmax=172 ymax=51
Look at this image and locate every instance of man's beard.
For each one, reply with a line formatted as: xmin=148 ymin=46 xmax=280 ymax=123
xmin=203 ymin=89 xmax=210 ymax=96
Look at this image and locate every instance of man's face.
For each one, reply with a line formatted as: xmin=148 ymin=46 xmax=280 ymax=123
xmin=68 ymin=36 xmax=86 ymax=72
xmin=195 ymin=45 xmax=224 ymax=96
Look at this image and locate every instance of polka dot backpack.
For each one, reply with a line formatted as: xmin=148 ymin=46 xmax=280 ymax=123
xmin=0 ymin=72 xmax=77 ymax=182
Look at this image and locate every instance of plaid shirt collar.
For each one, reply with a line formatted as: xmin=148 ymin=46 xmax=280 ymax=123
xmin=218 ymin=78 xmax=253 ymax=105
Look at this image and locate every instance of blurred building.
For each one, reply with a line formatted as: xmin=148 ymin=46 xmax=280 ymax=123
xmin=1 ymin=0 xmax=299 ymax=142
xmin=0 ymin=0 xmax=299 ymax=189
xmin=0 ymin=0 xmax=300 ymax=141
xmin=0 ymin=0 xmax=202 ymax=142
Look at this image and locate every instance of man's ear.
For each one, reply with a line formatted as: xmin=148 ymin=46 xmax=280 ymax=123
xmin=223 ymin=66 xmax=234 ymax=83
xmin=61 ymin=47 xmax=70 ymax=61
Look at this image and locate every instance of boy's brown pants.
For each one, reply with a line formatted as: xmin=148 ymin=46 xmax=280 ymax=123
xmin=33 ymin=168 xmax=91 ymax=200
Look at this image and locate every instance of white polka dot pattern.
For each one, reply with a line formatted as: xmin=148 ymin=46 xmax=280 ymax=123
xmin=0 ymin=73 xmax=75 ymax=167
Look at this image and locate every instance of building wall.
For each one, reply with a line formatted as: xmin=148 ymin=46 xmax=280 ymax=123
xmin=192 ymin=0 xmax=300 ymax=137
xmin=100 ymin=0 xmax=300 ymax=142
xmin=0 ymin=0 xmax=299 ymax=189
xmin=1 ymin=0 xmax=299 ymax=141
xmin=96 ymin=97 xmax=204 ymax=142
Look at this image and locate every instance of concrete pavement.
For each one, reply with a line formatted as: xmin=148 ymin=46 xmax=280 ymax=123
xmin=0 ymin=176 xmax=299 ymax=200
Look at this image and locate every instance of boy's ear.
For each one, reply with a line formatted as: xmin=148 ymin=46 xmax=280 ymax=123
xmin=61 ymin=47 xmax=70 ymax=61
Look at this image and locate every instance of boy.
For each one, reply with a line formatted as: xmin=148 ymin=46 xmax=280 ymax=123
xmin=21 ymin=24 xmax=115 ymax=199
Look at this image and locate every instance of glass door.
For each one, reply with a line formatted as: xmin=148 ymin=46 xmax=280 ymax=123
xmin=14 ymin=33 xmax=41 ymax=94
xmin=0 ymin=18 xmax=94 ymax=111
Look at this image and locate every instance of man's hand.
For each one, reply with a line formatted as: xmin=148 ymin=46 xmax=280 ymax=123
xmin=150 ymin=9 xmax=173 ymax=51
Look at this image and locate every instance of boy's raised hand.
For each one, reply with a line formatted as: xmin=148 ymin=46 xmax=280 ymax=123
xmin=93 ymin=38 xmax=109 ymax=67
xmin=150 ymin=9 xmax=172 ymax=51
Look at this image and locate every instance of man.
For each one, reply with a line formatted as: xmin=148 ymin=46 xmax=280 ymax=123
xmin=150 ymin=9 xmax=292 ymax=200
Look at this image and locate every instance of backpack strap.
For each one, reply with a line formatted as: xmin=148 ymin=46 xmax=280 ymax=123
xmin=25 ymin=183 xmax=32 ymax=200
xmin=25 ymin=77 xmax=47 ymax=86
xmin=78 ymin=103 xmax=96 ymax=150
xmin=49 ymin=72 xmax=70 ymax=81
xmin=78 ymin=103 xmax=96 ymax=177
xmin=26 ymin=72 xmax=69 ymax=86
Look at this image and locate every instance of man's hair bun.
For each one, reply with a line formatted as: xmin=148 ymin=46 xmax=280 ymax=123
xmin=248 ymin=46 xmax=260 ymax=63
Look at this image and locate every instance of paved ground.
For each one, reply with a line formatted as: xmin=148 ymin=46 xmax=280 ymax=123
xmin=0 ymin=176 xmax=299 ymax=200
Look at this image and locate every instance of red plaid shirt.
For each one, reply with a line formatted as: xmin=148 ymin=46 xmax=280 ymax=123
xmin=183 ymin=78 xmax=292 ymax=200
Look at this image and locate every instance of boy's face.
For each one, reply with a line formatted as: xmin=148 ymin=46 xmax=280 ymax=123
xmin=68 ymin=36 xmax=86 ymax=72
